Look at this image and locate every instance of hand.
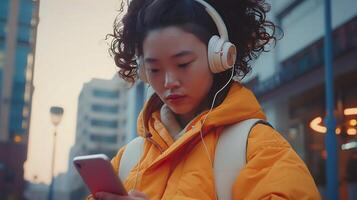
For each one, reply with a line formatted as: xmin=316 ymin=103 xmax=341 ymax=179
xmin=92 ymin=190 xmax=148 ymax=200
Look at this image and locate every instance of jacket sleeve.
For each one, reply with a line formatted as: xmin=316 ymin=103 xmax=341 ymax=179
xmin=86 ymin=146 xmax=126 ymax=200
xmin=232 ymin=124 xmax=321 ymax=200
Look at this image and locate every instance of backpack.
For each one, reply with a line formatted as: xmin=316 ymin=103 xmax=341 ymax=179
xmin=119 ymin=119 xmax=270 ymax=200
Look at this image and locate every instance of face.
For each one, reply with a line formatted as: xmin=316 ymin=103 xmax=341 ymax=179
xmin=142 ymin=26 xmax=213 ymax=118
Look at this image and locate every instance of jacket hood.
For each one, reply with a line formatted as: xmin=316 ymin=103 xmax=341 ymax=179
xmin=136 ymin=82 xmax=266 ymax=151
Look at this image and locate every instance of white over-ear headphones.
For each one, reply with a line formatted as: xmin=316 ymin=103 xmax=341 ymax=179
xmin=137 ymin=0 xmax=237 ymax=82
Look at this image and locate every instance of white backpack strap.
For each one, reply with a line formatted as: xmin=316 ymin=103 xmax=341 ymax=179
xmin=214 ymin=119 xmax=269 ymax=200
xmin=119 ymin=136 xmax=145 ymax=181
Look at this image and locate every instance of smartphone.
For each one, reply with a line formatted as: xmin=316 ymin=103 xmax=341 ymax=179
xmin=73 ymin=154 xmax=127 ymax=195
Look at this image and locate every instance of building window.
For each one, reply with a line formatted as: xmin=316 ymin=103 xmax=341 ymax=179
xmin=121 ymin=135 xmax=126 ymax=142
xmin=0 ymin=51 xmax=4 ymax=69
xmin=90 ymin=119 xmax=118 ymax=129
xmin=0 ymin=1 xmax=10 ymax=22
xmin=92 ymin=89 xmax=119 ymax=99
xmin=90 ymin=134 xmax=117 ymax=144
xmin=91 ymin=104 xmax=119 ymax=114
xmin=277 ymin=0 xmax=321 ymax=26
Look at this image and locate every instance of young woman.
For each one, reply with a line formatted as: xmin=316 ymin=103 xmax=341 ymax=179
xmin=91 ymin=0 xmax=320 ymax=199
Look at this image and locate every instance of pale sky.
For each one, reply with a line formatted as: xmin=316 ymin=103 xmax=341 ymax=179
xmin=24 ymin=0 xmax=122 ymax=184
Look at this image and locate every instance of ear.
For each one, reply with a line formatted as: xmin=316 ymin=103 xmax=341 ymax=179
xmin=137 ymin=56 xmax=148 ymax=83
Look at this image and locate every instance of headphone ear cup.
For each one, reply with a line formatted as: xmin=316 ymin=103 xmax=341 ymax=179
xmin=208 ymin=35 xmax=225 ymax=73
xmin=207 ymin=35 xmax=218 ymax=72
xmin=221 ymin=42 xmax=237 ymax=70
xmin=136 ymin=56 xmax=148 ymax=83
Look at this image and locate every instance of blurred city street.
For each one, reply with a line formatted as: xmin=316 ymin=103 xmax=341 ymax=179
xmin=0 ymin=0 xmax=356 ymax=199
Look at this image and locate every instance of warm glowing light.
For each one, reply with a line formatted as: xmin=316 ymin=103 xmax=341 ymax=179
xmin=310 ymin=117 xmax=327 ymax=133
xmin=14 ymin=135 xmax=23 ymax=143
xmin=347 ymin=128 xmax=357 ymax=136
xmin=310 ymin=117 xmax=342 ymax=134
xmin=321 ymin=150 xmax=327 ymax=159
xmin=344 ymin=108 xmax=357 ymax=116
xmin=350 ymin=119 xmax=357 ymax=126
xmin=310 ymin=107 xmax=357 ymax=135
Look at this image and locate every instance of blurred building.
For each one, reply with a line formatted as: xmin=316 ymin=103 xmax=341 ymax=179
xmin=65 ymin=76 xmax=129 ymax=199
xmin=125 ymin=81 xmax=147 ymax=142
xmin=24 ymin=172 xmax=69 ymax=200
xmin=0 ymin=0 xmax=39 ymax=199
xmin=23 ymin=181 xmax=47 ymax=200
xmin=246 ymin=0 xmax=357 ymax=199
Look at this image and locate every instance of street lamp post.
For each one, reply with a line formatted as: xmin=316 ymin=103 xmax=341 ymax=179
xmin=48 ymin=106 xmax=64 ymax=200
xmin=323 ymin=0 xmax=338 ymax=200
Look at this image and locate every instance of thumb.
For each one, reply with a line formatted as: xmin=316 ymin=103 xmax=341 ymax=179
xmin=128 ymin=190 xmax=147 ymax=198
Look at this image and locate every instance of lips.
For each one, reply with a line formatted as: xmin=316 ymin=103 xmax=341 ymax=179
xmin=166 ymin=94 xmax=186 ymax=102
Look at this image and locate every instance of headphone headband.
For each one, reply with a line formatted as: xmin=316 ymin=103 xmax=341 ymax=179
xmin=193 ymin=0 xmax=229 ymax=41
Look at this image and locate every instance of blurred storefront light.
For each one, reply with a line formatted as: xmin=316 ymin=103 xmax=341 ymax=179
xmin=341 ymin=141 xmax=357 ymax=150
xmin=349 ymin=119 xmax=357 ymax=126
xmin=344 ymin=108 xmax=357 ymax=116
xmin=347 ymin=128 xmax=356 ymax=136
xmin=14 ymin=135 xmax=22 ymax=143
xmin=310 ymin=117 xmax=327 ymax=133
xmin=310 ymin=107 xmax=356 ymax=134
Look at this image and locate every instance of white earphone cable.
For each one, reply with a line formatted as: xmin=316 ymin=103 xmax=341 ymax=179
xmin=199 ymin=68 xmax=234 ymax=200
xmin=199 ymin=68 xmax=235 ymax=166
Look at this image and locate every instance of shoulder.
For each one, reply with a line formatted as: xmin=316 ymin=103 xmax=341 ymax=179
xmin=233 ymin=123 xmax=320 ymax=199
xmin=113 ymin=136 xmax=147 ymax=176
xmin=111 ymin=145 xmax=127 ymax=174
xmin=246 ymin=123 xmax=292 ymax=161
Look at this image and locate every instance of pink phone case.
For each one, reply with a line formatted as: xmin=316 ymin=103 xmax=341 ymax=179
xmin=73 ymin=154 xmax=127 ymax=195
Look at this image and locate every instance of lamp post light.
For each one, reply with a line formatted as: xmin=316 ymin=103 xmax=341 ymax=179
xmin=48 ymin=106 xmax=64 ymax=200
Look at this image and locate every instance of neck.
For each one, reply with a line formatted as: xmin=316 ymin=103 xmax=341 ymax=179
xmin=176 ymin=99 xmax=211 ymax=128
xmin=176 ymin=111 xmax=196 ymax=128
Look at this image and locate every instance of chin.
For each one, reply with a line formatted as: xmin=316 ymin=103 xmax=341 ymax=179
xmin=167 ymin=104 xmax=193 ymax=115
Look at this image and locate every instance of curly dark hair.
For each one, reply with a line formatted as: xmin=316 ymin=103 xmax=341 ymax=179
xmin=108 ymin=0 xmax=281 ymax=83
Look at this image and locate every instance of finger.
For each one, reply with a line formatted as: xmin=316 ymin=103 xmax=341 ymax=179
xmin=128 ymin=190 xmax=148 ymax=198
xmin=88 ymin=194 xmax=97 ymax=200
xmin=95 ymin=192 xmax=117 ymax=200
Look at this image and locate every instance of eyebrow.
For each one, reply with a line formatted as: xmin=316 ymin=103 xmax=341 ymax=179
xmin=172 ymin=50 xmax=194 ymax=58
xmin=144 ymin=50 xmax=194 ymax=64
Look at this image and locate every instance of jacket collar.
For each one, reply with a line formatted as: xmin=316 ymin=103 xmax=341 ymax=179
xmin=136 ymin=82 xmax=266 ymax=152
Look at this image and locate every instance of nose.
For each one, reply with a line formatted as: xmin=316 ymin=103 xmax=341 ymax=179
xmin=164 ymin=71 xmax=180 ymax=89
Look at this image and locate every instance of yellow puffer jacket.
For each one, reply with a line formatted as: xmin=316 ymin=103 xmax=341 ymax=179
xmin=109 ymin=83 xmax=320 ymax=200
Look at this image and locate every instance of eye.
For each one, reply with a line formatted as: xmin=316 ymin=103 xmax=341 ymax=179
xmin=178 ymin=61 xmax=192 ymax=68
xmin=148 ymin=68 xmax=159 ymax=73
